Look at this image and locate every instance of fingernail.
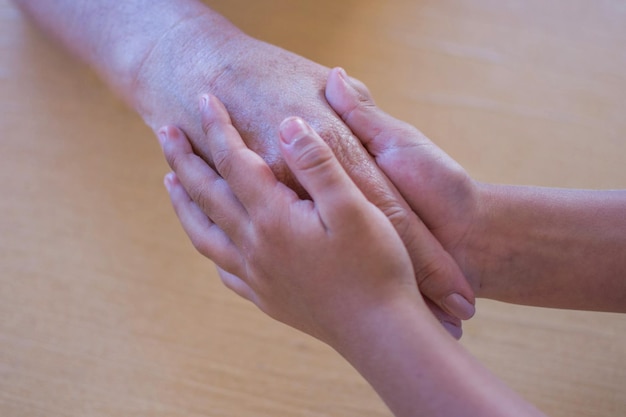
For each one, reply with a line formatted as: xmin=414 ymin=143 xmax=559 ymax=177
xmin=279 ymin=117 xmax=310 ymax=144
xmin=336 ymin=67 xmax=351 ymax=88
xmin=441 ymin=320 xmax=463 ymax=340
xmin=336 ymin=67 xmax=356 ymax=90
xmin=157 ymin=128 xmax=168 ymax=147
xmin=337 ymin=67 xmax=348 ymax=80
xmin=443 ymin=293 xmax=476 ymax=321
xmin=199 ymin=94 xmax=210 ymax=111
xmin=163 ymin=172 xmax=175 ymax=192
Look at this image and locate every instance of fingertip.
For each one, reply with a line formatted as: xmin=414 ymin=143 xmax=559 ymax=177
xmin=335 ymin=67 xmax=350 ymax=86
xmin=325 ymin=67 xmax=353 ymax=111
xmin=277 ymin=115 xmax=364 ymax=229
xmin=159 ymin=126 xmax=197 ymax=164
xmin=279 ymin=116 xmax=311 ymax=145
xmin=329 ymin=66 xmax=349 ymax=84
xmin=161 ymin=125 xmax=184 ymax=139
xmin=442 ymin=320 xmax=463 ymax=340
xmin=278 ymin=116 xmax=333 ymax=175
xmin=157 ymin=125 xmax=180 ymax=147
xmin=163 ymin=171 xmax=178 ymax=193
xmin=277 ymin=116 xmax=339 ymax=198
xmin=443 ymin=293 xmax=476 ymax=321
xmin=157 ymin=127 xmax=169 ymax=147
xmin=199 ymin=94 xmax=231 ymax=134
xmin=199 ymin=94 xmax=210 ymax=112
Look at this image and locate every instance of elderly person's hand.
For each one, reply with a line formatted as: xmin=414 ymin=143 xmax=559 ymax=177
xmin=160 ymin=94 xmax=422 ymax=345
xmin=159 ymin=96 xmax=545 ymax=417
xmin=143 ymin=34 xmax=475 ymax=331
xmin=325 ymin=68 xmax=626 ymax=312
xmin=15 ymin=0 xmax=475 ymax=331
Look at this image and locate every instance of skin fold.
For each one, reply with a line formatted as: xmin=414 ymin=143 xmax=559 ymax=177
xmin=13 ymin=0 xmax=478 ymax=332
xmin=159 ymin=92 xmax=548 ymax=417
xmin=325 ymin=68 xmax=626 ymax=312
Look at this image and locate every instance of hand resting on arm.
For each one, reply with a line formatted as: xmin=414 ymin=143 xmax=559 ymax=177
xmin=14 ymin=0 xmax=477 ymax=329
xmin=325 ymin=68 xmax=626 ymax=311
xmin=159 ymin=95 xmax=546 ymax=417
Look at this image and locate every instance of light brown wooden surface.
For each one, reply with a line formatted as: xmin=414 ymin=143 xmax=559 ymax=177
xmin=1 ymin=0 xmax=625 ymax=416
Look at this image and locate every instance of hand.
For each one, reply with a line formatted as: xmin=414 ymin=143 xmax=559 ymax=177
xmin=159 ymin=94 xmax=424 ymax=346
xmin=325 ymin=68 xmax=482 ymax=292
xmin=14 ymin=0 xmax=475 ymax=330
xmin=142 ymin=33 xmax=475 ymax=330
xmin=160 ymin=96 xmax=546 ymax=416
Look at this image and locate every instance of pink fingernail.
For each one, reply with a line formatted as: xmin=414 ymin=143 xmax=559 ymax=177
xmin=279 ymin=117 xmax=309 ymax=144
xmin=444 ymin=293 xmax=476 ymax=321
xmin=336 ymin=67 xmax=355 ymax=90
xmin=157 ymin=128 xmax=168 ymax=147
xmin=441 ymin=320 xmax=463 ymax=340
xmin=163 ymin=172 xmax=175 ymax=192
xmin=200 ymin=94 xmax=210 ymax=111
xmin=337 ymin=67 xmax=348 ymax=81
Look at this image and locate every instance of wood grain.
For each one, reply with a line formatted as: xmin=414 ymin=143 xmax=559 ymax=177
xmin=1 ymin=0 xmax=624 ymax=415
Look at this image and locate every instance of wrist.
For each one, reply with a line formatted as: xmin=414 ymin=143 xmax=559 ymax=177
xmin=130 ymin=10 xmax=251 ymax=127
xmin=330 ymin=295 xmax=438 ymax=365
xmin=456 ymin=183 xmax=626 ymax=309
xmin=331 ymin=294 xmax=539 ymax=417
xmin=431 ymin=178 xmax=492 ymax=300
xmin=456 ymin=182 xmax=505 ymax=300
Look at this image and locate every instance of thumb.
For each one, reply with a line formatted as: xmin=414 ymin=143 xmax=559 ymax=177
xmin=325 ymin=67 xmax=418 ymax=157
xmin=278 ymin=117 xmax=365 ymax=227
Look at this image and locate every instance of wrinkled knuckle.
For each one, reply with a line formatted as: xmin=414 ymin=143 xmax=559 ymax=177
xmin=351 ymin=77 xmax=373 ymax=98
xmin=184 ymin=179 xmax=209 ymax=206
xmin=379 ymin=201 xmax=411 ymax=235
xmin=164 ymin=146 xmax=183 ymax=171
xmin=357 ymin=90 xmax=375 ymax=107
xmin=342 ymin=90 xmax=374 ymax=123
xmin=201 ymin=114 xmax=218 ymax=136
xmin=294 ymin=142 xmax=334 ymax=174
xmin=212 ymin=147 xmax=234 ymax=179
xmin=414 ymin=258 xmax=446 ymax=291
xmin=189 ymin=232 xmax=212 ymax=257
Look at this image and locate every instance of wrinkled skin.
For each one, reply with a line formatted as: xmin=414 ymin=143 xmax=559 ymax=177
xmin=136 ymin=31 xmax=474 ymax=335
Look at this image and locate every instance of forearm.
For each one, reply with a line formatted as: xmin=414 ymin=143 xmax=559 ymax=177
xmin=469 ymin=184 xmax=626 ymax=311
xmin=15 ymin=0 xmax=478 ymax=326
xmin=13 ymin=0 xmax=236 ymax=102
xmin=13 ymin=0 xmax=329 ymax=179
xmin=336 ymin=299 xmax=544 ymax=417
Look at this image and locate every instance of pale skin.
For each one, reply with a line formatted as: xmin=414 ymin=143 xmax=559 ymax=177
xmin=158 ymin=91 xmax=544 ymax=417
xmin=324 ymin=68 xmax=626 ymax=312
xmin=160 ymin=69 xmax=625 ymax=415
xmin=13 ymin=0 xmax=476 ymax=333
xmin=12 ymin=0 xmax=625 ymax=410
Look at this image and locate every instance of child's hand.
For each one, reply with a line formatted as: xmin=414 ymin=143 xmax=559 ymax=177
xmin=325 ymin=68 xmax=482 ymax=296
xmin=159 ymin=95 xmax=424 ymax=346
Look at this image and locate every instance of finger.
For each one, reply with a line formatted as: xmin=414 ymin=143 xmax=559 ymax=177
xmin=276 ymin=114 xmax=476 ymax=320
xmin=326 ymin=68 xmax=476 ymax=321
xmin=325 ymin=67 xmax=423 ymax=157
xmin=278 ymin=116 xmax=366 ymax=229
xmin=200 ymin=94 xmax=280 ymax=213
xmin=159 ymin=124 xmax=248 ymax=246
xmin=391 ymin=209 xmax=476 ymax=320
xmin=164 ymin=172 xmax=243 ymax=275
xmin=216 ymin=267 xmax=258 ymax=305
xmin=424 ymin=298 xmax=463 ymax=340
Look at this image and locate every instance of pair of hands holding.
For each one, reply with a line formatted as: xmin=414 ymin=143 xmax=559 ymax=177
xmin=159 ymin=67 xmax=480 ymax=342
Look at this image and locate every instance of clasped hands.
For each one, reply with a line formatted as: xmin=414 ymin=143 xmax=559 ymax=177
xmin=159 ymin=67 xmax=480 ymax=342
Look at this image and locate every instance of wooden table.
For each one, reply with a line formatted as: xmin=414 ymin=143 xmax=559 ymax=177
xmin=1 ymin=1 xmax=624 ymax=415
